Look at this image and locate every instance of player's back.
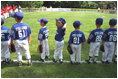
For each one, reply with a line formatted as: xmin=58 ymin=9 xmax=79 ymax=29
xmin=11 ymin=23 xmax=31 ymax=40
xmin=39 ymin=27 xmax=49 ymax=40
xmin=69 ymin=30 xmax=85 ymax=45
xmin=88 ymin=28 xmax=104 ymax=42
xmin=102 ymin=28 xmax=117 ymax=42
xmin=1 ymin=26 xmax=10 ymax=41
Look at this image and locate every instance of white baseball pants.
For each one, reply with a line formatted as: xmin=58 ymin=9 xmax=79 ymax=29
xmin=54 ymin=41 xmax=64 ymax=60
xmin=41 ymin=39 xmax=50 ymax=59
xmin=89 ymin=42 xmax=100 ymax=57
xmin=102 ymin=42 xmax=115 ymax=62
xmin=1 ymin=41 xmax=10 ymax=60
xmin=14 ymin=40 xmax=31 ymax=62
xmin=70 ymin=44 xmax=81 ymax=63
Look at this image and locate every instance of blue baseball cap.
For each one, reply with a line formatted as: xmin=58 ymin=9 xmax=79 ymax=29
xmin=73 ymin=21 xmax=82 ymax=27
xmin=37 ymin=18 xmax=48 ymax=23
xmin=1 ymin=18 xmax=4 ymax=25
xmin=11 ymin=12 xmax=24 ymax=20
xmin=56 ymin=18 xmax=66 ymax=25
xmin=96 ymin=18 xmax=103 ymax=25
xmin=109 ymin=19 xmax=117 ymax=26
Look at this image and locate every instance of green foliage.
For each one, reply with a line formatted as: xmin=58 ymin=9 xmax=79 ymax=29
xmin=1 ymin=1 xmax=117 ymax=9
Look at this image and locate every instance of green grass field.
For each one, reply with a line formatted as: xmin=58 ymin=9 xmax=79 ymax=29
xmin=1 ymin=11 xmax=117 ymax=78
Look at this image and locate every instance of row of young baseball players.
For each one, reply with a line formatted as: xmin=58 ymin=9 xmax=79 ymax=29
xmin=1 ymin=12 xmax=117 ymax=66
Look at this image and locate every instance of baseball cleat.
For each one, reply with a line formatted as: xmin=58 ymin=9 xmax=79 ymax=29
xmin=45 ymin=56 xmax=50 ymax=59
xmin=86 ymin=60 xmax=91 ymax=64
xmin=39 ymin=58 xmax=45 ymax=62
xmin=101 ymin=61 xmax=106 ymax=63
xmin=18 ymin=61 xmax=22 ymax=66
xmin=59 ymin=59 xmax=63 ymax=64
xmin=27 ymin=59 xmax=32 ymax=66
xmin=52 ymin=59 xmax=57 ymax=63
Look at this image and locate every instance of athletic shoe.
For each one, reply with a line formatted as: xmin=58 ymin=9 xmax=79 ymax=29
xmin=18 ymin=61 xmax=22 ymax=66
xmin=28 ymin=59 xmax=32 ymax=66
xmin=52 ymin=59 xmax=57 ymax=63
xmin=45 ymin=56 xmax=50 ymax=59
xmin=86 ymin=60 xmax=91 ymax=64
xmin=59 ymin=59 xmax=63 ymax=64
xmin=39 ymin=58 xmax=45 ymax=62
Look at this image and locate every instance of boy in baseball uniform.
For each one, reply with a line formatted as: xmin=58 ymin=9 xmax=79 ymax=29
xmin=53 ymin=18 xmax=66 ymax=63
xmin=68 ymin=21 xmax=86 ymax=64
xmin=102 ymin=19 xmax=117 ymax=63
xmin=11 ymin=12 xmax=32 ymax=66
xmin=37 ymin=18 xmax=50 ymax=62
xmin=86 ymin=18 xmax=104 ymax=63
xmin=1 ymin=18 xmax=11 ymax=64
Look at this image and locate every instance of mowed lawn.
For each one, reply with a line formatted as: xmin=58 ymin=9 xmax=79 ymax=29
xmin=1 ymin=11 xmax=117 ymax=78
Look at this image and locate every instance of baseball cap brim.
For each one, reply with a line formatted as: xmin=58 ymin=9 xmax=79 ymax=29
xmin=37 ymin=19 xmax=41 ymax=22
xmin=80 ymin=23 xmax=82 ymax=25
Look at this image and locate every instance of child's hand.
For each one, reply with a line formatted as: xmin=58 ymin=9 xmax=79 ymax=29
xmin=62 ymin=23 xmax=67 ymax=29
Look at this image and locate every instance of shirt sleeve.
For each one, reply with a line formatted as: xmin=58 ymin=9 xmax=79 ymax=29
xmin=38 ymin=29 xmax=43 ymax=41
xmin=68 ymin=33 xmax=73 ymax=44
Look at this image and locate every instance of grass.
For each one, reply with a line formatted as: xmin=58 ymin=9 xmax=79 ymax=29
xmin=2 ymin=11 xmax=117 ymax=78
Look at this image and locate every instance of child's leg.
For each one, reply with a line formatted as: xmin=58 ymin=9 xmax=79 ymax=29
xmin=54 ymin=41 xmax=61 ymax=60
xmin=40 ymin=40 xmax=46 ymax=59
xmin=70 ymin=44 xmax=76 ymax=63
xmin=94 ymin=43 xmax=100 ymax=62
xmin=88 ymin=43 xmax=94 ymax=62
xmin=58 ymin=41 xmax=64 ymax=60
xmin=107 ymin=42 xmax=115 ymax=62
xmin=4 ymin=44 xmax=10 ymax=59
xmin=1 ymin=43 xmax=5 ymax=60
xmin=76 ymin=44 xmax=81 ymax=63
xmin=22 ymin=40 xmax=31 ymax=60
xmin=14 ymin=40 xmax=23 ymax=62
xmin=102 ymin=42 xmax=109 ymax=62
xmin=45 ymin=39 xmax=50 ymax=57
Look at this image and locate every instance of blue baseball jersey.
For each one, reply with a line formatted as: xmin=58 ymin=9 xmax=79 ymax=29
xmin=11 ymin=23 xmax=31 ymax=40
xmin=55 ymin=27 xmax=66 ymax=41
xmin=102 ymin=28 xmax=117 ymax=42
xmin=38 ymin=27 xmax=49 ymax=41
xmin=68 ymin=30 xmax=86 ymax=45
xmin=1 ymin=26 xmax=10 ymax=41
xmin=88 ymin=28 xmax=104 ymax=42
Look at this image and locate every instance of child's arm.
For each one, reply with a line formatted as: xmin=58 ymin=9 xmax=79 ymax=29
xmin=38 ymin=41 xmax=42 ymax=45
xmin=62 ymin=23 xmax=67 ymax=29
xmin=82 ymin=42 xmax=84 ymax=48
xmin=28 ymin=34 xmax=31 ymax=44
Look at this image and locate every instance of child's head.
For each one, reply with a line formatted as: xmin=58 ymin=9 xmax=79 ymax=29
xmin=56 ymin=18 xmax=66 ymax=27
xmin=37 ymin=18 xmax=48 ymax=27
xmin=1 ymin=18 xmax=4 ymax=25
xmin=96 ymin=18 xmax=103 ymax=26
xmin=73 ymin=21 xmax=82 ymax=29
xmin=11 ymin=12 xmax=24 ymax=23
xmin=109 ymin=19 xmax=117 ymax=27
